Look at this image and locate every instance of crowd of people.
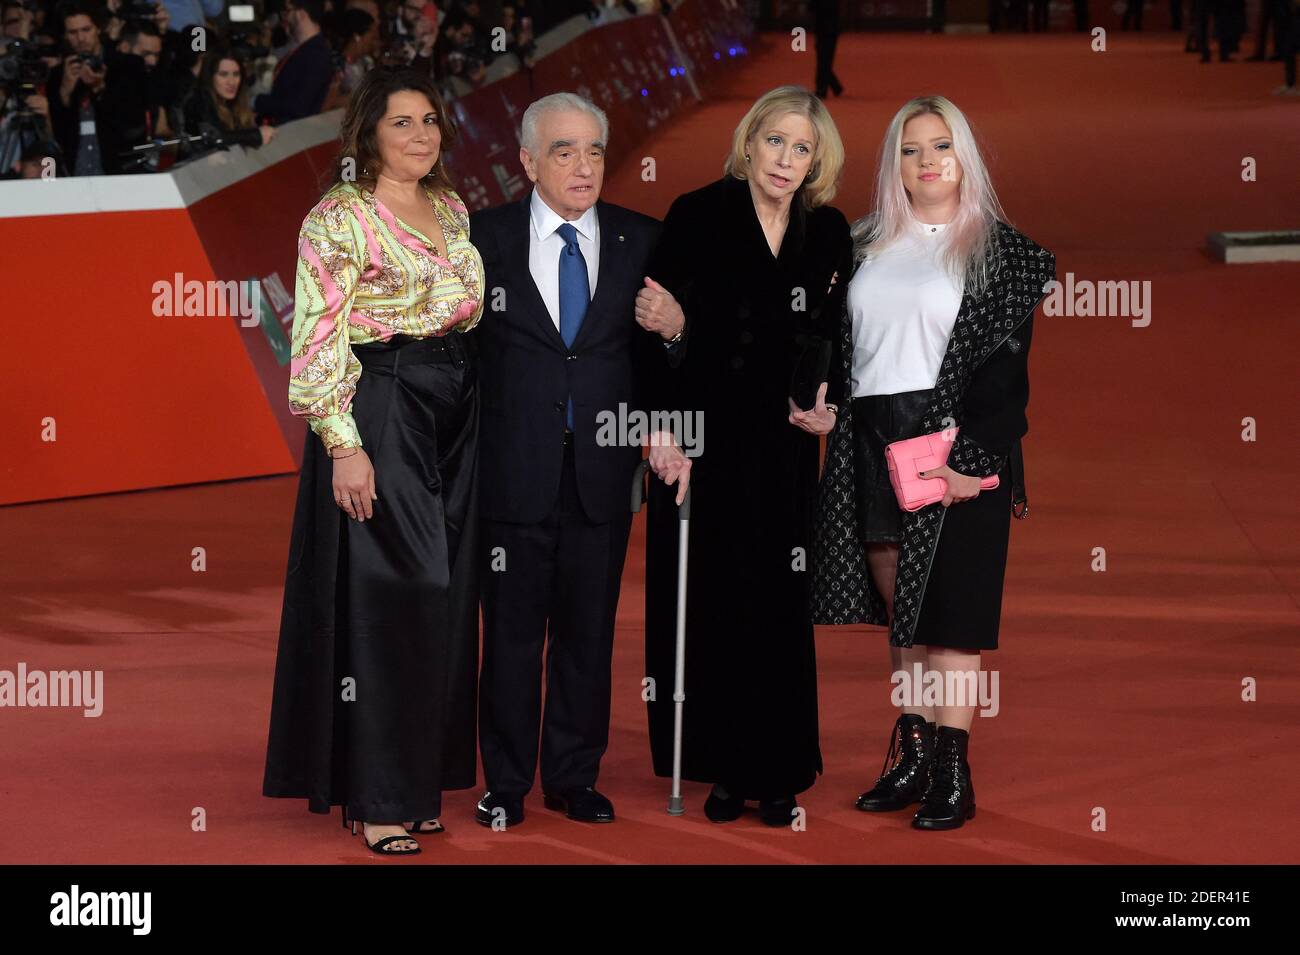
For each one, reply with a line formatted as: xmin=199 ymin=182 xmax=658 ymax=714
xmin=5 ymin=0 xmax=1293 ymax=179
xmin=0 ymin=0 xmax=657 ymax=178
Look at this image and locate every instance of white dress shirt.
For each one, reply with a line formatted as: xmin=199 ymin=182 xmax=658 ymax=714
xmin=528 ymin=188 xmax=599 ymax=330
xmin=848 ymin=218 xmax=964 ymax=397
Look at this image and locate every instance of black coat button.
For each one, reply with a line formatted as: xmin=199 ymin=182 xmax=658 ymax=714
xmin=553 ymin=401 xmax=565 ymax=411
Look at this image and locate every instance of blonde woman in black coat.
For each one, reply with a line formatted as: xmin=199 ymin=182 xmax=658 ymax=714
xmin=812 ymin=95 xmax=1055 ymax=830
xmin=644 ymin=86 xmax=850 ymax=826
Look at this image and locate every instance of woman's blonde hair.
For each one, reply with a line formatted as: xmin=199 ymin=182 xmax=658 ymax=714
xmin=723 ymin=85 xmax=844 ymax=209
xmin=851 ymin=95 xmax=1007 ymax=299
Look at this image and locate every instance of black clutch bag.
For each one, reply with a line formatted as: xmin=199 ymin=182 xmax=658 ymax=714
xmin=790 ymin=337 xmax=832 ymax=412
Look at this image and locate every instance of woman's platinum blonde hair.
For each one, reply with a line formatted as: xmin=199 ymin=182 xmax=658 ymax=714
xmin=520 ymin=92 xmax=610 ymax=155
xmin=851 ymin=95 xmax=1008 ymax=299
xmin=723 ymin=85 xmax=845 ymax=209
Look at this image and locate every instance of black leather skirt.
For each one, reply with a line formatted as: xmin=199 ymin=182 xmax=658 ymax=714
xmin=849 ymin=388 xmax=934 ymax=544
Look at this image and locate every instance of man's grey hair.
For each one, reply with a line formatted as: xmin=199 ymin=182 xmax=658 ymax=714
xmin=520 ymin=92 xmax=610 ymax=155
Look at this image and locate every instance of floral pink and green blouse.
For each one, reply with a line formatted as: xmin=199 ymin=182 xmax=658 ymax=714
xmin=289 ymin=181 xmax=486 ymax=452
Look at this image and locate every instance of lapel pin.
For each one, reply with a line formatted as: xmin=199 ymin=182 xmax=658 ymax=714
xmin=618 ymin=235 xmax=625 ymax=242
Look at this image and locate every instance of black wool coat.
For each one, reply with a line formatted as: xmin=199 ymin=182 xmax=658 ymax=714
xmin=642 ymin=174 xmax=852 ymax=798
xmin=812 ymin=220 xmax=1056 ymax=648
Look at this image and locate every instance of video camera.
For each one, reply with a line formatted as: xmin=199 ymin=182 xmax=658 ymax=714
xmin=0 ymin=37 xmax=53 ymax=98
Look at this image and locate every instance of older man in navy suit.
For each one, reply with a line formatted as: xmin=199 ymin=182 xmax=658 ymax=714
xmin=469 ymin=93 xmax=690 ymax=827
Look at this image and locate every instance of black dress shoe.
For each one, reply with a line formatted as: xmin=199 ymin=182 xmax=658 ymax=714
xmin=475 ymin=791 xmax=524 ymax=828
xmin=542 ymin=786 xmax=615 ymax=822
xmin=703 ymin=784 xmax=744 ymax=823
xmin=856 ymin=714 xmax=936 ymax=812
xmin=758 ymin=796 xmax=799 ymax=827
xmin=912 ymin=726 xmax=976 ymax=830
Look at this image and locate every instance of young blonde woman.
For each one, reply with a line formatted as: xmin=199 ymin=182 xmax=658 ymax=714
xmin=813 ymin=95 xmax=1056 ymax=830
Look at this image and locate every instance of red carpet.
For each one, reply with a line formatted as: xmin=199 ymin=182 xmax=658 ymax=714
xmin=2 ymin=32 xmax=1298 ymax=864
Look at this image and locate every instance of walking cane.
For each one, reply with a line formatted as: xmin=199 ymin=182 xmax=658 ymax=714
xmin=631 ymin=458 xmax=691 ymax=816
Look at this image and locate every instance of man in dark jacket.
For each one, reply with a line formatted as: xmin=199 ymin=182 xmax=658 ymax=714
xmin=46 ymin=1 xmax=150 ymax=175
xmin=253 ymin=0 xmax=333 ymax=124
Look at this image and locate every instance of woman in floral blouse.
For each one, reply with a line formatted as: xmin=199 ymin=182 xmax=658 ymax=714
xmin=263 ymin=67 xmax=485 ymax=857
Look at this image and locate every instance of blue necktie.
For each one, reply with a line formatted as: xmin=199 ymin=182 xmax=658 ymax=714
xmin=557 ymin=222 xmax=589 ymax=431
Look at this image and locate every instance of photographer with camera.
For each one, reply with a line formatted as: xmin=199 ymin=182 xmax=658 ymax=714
xmin=252 ymin=0 xmax=332 ymax=123
xmin=46 ymin=0 xmax=151 ymax=174
xmin=1 ymin=26 xmax=58 ymax=176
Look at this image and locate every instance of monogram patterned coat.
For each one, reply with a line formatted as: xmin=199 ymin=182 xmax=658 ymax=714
xmin=811 ymin=220 xmax=1056 ymax=648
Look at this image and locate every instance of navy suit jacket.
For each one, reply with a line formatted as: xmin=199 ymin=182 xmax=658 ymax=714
xmin=469 ymin=191 xmax=668 ymax=524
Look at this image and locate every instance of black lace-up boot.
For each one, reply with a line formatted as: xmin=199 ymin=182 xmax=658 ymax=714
xmin=912 ymin=725 xmax=976 ymax=830
xmin=855 ymin=714 xmax=936 ymax=812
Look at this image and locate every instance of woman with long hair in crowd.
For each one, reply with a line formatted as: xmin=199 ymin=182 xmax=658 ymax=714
xmin=182 ymin=46 xmax=275 ymax=149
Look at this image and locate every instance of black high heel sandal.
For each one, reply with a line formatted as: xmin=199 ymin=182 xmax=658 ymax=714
xmin=341 ymin=806 xmax=423 ymax=855
xmin=404 ymin=819 xmax=445 ymax=835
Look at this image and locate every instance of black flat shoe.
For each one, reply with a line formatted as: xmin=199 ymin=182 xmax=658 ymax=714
xmin=912 ymin=726 xmax=976 ymax=830
xmin=542 ymin=786 xmax=615 ymax=823
xmin=758 ymin=796 xmax=798 ymax=827
xmin=856 ymin=714 xmax=936 ymax=812
xmin=475 ymin=791 xmax=525 ymax=828
xmin=703 ymin=784 xmax=744 ymax=823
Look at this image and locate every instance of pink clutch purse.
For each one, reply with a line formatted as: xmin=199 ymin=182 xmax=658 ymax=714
xmin=885 ymin=428 xmax=1000 ymax=512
